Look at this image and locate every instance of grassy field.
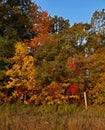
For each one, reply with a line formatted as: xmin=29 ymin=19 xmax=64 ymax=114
xmin=0 ymin=103 xmax=105 ymax=130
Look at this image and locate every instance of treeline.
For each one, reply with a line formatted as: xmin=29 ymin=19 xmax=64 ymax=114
xmin=0 ymin=0 xmax=105 ymax=105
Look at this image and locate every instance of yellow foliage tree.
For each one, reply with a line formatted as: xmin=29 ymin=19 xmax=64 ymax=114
xmin=92 ymin=73 xmax=105 ymax=104
xmin=86 ymin=47 xmax=105 ymax=104
xmin=6 ymin=42 xmax=36 ymax=102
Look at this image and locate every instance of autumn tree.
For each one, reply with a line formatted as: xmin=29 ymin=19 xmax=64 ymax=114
xmin=83 ymin=46 xmax=105 ymax=104
xmin=91 ymin=9 xmax=105 ymax=44
xmin=26 ymin=4 xmax=53 ymax=49
xmin=5 ymin=42 xmax=36 ymax=103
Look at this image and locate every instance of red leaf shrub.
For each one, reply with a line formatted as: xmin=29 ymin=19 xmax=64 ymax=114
xmin=67 ymin=85 xmax=79 ymax=95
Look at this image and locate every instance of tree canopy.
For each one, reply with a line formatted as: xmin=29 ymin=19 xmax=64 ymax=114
xmin=0 ymin=1 xmax=105 ymax=105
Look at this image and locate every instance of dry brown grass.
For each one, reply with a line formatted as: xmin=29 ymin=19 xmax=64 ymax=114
xmin=0 ymin=104 xmax=105 ymax=130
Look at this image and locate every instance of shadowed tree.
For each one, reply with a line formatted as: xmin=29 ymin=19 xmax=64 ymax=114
xmin=50 ymin=16 xmax=70 ymax=34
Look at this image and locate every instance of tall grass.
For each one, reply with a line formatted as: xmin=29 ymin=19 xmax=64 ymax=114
xmin=0 ymin=102 xmax=105 ymax=130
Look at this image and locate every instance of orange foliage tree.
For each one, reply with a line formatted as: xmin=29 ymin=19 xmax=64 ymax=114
xmin=24 ymin=3 xmax=54 ymax=49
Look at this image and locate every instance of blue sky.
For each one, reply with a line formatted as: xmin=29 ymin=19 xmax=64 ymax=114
xmin=33 ymin=0 xmax=104 ymax=26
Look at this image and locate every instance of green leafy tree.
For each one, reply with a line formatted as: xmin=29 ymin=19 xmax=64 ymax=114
xmin=1 ymin=0 xmax=31 ymax=7
xmin=0 ymin=1 xmax=32 ymax=40
xmin=0 ymin=36 xmax=15 ymax=87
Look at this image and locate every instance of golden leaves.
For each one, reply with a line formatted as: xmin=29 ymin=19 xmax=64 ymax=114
xmin=6 ymin=42 xmax=36 ymax=90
